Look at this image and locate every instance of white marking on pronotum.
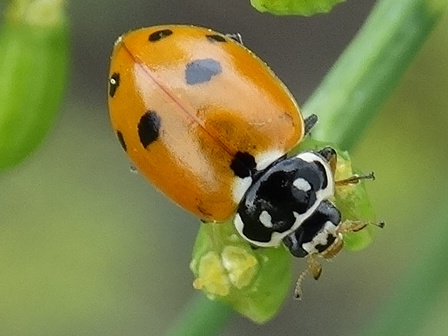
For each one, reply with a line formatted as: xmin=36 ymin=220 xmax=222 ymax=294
xmin=234 ymin=213 xmax=245 ymax=237
xmin=259 ymin=210 xmax=273 ymax=228
xmin=256 ymin=150 xmax=284 ymax=171
xmin=296 ymin=151 xmax=322 ymax=163
xmin=232 ymin=176 xmax=252 ymax=204
xmin=293 ymin=177 xmax=311 ymax=192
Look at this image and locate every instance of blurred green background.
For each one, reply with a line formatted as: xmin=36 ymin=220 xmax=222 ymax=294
xmin=0 ymin=0 xmax=447 ymax=335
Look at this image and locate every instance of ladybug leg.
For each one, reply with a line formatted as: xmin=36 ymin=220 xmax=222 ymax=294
xmin=294 ymin=220 xmax=384 ymax=299
xmin=308 ymin=254 xmax=323 ymax=280
xmin=317 ymin=147 xmax=375 ymax=185
xmin=320 ymin=236 xmax=344 ymax=259
xmin=294 ymin=254 xmax=322 ymax=299
xmin=225 ymin=32 xmax=243 ymax=44
xmin=304 ymin=114 xmax=318 ymax=136
xmin=338 ymin=220 xmax=385 ymax=234
xmin=335 ymin=171 xmax=375 ymax=186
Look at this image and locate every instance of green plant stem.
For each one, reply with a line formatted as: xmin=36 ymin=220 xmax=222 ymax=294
xmin=304 ymin=0 xmax=447 ymax=151
xmin=360 ymin=195 xmax=448 ymax=336
xmin=172 ymin=0 xmax=446 ymax=334
xmin=166 ymin=294 xmax=233 ymax=336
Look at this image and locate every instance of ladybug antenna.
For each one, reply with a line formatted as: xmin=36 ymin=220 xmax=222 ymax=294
xmin=337 ymin=220 xmax=385 ymax=236
xmin=225 ymin=32 xmax=243 ymax=44
xmin=294 ymin=268 xmax=309 ymax=300
xmin=294 ymin=254 xmax=322 ymax=300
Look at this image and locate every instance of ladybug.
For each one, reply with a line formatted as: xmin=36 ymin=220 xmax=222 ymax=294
xmin=108 ymin=25 xmax=377 ymax=296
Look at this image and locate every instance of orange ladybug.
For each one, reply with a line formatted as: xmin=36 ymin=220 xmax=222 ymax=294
xmin=108 ymin=25 xmax=381 ymax=298
xmin=108 ymin=25 xmax=304 ymax=222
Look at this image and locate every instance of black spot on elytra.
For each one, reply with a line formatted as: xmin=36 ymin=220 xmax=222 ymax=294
xmin=116 ymin=130 xmax=127 ymax=151
xmin=138 ymin=111 xmax=161 ymax=148
xmin=206 ymin=34 xmax=226 ymax=43
xmin=185 ymin=58 xmax=222 ymax=85
xmin=230 ymin=151 xmax=256 ymax=178
xmin=148 ymin=29 xmax=173 ymax=42
xmin=109 ymin=73 xmax=120 ymax=97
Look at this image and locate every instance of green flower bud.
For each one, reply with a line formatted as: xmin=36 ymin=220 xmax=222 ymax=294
xmin=0 ymin=0 xmax=69 ymax=171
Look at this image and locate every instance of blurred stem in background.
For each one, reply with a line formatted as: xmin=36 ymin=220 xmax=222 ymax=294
xmin=167 ymin=294 xmax=233 ymax=336
xmin=168 ymin=0 xmax=447 ymax=335
xmin=360 ymin=195 xmax=448 ymax=336
xmin=305 ymin=0 xmax=448 ymax=150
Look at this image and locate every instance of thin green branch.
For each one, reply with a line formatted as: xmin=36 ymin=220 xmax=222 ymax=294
xmin=166 ymin=294 xmax=233 ymax=336
xmin=304 ymin=0 xmax=447 ymax=150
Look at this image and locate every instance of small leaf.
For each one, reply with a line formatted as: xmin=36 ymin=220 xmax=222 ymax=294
xmin=250 ymin=0 xmax=345 ymax=16
xmin=190 ymin=220 xmax=292 ymax=323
